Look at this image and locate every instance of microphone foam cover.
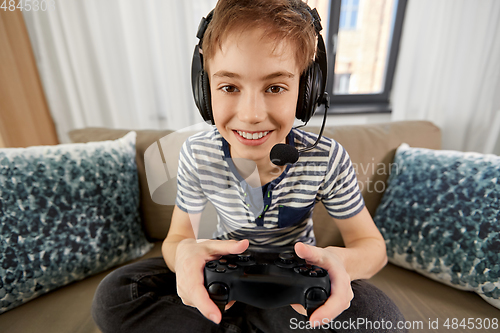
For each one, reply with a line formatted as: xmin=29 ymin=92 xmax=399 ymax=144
xmin=270 ymin=144 xmax=299 ymax=166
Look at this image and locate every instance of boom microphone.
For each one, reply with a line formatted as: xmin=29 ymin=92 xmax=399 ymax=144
xmin=270 ymin=143 xmax=300 ymax=165
xmin=270 ymin=93 xmax=330 ymax=166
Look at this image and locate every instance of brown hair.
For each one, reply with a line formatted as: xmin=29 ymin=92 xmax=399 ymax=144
xmin=202 ymin=0 xmax=317 ymax=74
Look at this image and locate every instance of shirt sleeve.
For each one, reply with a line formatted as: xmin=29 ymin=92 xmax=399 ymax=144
xmin=319 ymin=141 xmax=365 ymax=219
xmin=175 ymin=138 xmax=208 ymax=214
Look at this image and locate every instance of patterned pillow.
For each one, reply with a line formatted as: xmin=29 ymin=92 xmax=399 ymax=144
xmin=0 ymin=132 xmax=153 ymax=313
xmin=374 ymin=143 xmax=500 ymax=309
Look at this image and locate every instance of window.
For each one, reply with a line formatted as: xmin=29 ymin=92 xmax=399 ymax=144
xmin=333 ymin=73 xmax=351 ymax=94
xmin=309 ymin=0 xmax=408 ymax=114
xmin=339 ymin=0 xmax=359 ymax=30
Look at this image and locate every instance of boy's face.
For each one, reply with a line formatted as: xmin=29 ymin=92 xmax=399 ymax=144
xmin=207 ymin=28 xmax=300 ymax=164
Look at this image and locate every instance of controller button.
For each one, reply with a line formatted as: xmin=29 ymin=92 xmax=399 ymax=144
xmin=219 ymin=259 xmax=228 ymax=265
xmin=299 ymin=266 xmax=309 ymax=274
xmin=215 ymin=266 xmax=226 ymax=273
xmin=206 ymin=261 xmax=217 ymax=268
xmin=313 ymin=268 xmax=326 ymax=276
xmin=227 ymin=264 xmax=238 ymax=270
xmin=308 ymin=270 xmax=318 ymax=277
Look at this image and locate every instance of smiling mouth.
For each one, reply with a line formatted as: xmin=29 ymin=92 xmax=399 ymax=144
xmin=235 ymin=130 xmax=271 ymax=140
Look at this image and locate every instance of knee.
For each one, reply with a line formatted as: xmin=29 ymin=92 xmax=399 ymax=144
xmin=337 ymin=280 xmax=407 ymax=333
xmin=91 ymin=266 xmax=135 ymax=330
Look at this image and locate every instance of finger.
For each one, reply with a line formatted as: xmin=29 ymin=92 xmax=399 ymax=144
xmin=204 ymin=239 xmax=249 ymax=256
xmin=177 ymin=259 xmax=222 ymax=322
xmin=225 ymin=300 xmax=236 ymax=310
xmin=290 ymin=304 xmax=307 ymax=316
xmin=308 ymin=281 xmax=354 ymax=326
xmin=309 ymin=296 xmax=351 ymax=326
xmin=294 ymin=242 xmax=324 ymax=267
xmin=189 ymin=283 xmax=224 ymax=324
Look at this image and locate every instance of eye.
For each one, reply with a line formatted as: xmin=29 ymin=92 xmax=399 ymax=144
xmin=266 ymin=86 xmax=286 ymax=94
xmin=221 ymin=85 xmax=239 ymax=93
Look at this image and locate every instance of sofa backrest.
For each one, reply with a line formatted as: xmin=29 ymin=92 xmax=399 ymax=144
xmin=69 ymin=120 xmax=441 ymax=247
xmin=303 ymin=120 xmax=441 ymax=247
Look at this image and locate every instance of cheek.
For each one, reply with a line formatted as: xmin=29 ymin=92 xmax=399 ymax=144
xmin=210 ymin=95 xmax=234 ymax=128
xmin=283 ymin=90 xmax=299 ymax=123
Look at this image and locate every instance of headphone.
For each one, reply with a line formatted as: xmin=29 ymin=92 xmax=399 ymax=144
xmin=191 ymin=4 xmax=329 ymax=125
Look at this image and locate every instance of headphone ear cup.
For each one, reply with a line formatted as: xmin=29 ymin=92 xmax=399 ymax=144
xmin=194 ymin=70 xmax=214 ymax=124
xmin=296 ymin=62 xmax=323 ymax=123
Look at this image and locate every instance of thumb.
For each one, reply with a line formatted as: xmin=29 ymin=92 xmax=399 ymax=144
xmin=294 ymin=242 xmax=321 ymax=265
xmin=229 ymin=239 xmax=250 ymax=254
xmin=205 ymin=239 xmax=249 ymax=256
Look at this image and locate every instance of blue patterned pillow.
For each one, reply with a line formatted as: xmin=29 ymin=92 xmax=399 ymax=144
xmin=374 ymin=143 xmax=500 ymax=309
xmin=0 ymin=132 xmax=152 ymax=313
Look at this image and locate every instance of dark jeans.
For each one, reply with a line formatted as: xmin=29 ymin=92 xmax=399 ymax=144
xmin=91 ymin=257 xmax=407 ymax=333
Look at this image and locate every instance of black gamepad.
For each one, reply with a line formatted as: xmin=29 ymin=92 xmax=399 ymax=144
xmin=204 ymin=246 xmax=331 ymax=318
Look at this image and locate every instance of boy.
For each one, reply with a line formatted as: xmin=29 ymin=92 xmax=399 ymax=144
xmin=92 ymin=1 xmax=406 ymax=332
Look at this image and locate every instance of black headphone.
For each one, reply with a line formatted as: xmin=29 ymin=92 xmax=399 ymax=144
xmin=191 ymin=5 xmax=328 ymax=125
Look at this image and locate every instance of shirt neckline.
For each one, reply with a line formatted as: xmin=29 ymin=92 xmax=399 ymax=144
xmin=221 ymin=129 xmax=295 ymax=190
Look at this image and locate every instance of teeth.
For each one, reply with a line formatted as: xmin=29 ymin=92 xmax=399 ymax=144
xmin=237 ymin=131 xmax=269 ymax=140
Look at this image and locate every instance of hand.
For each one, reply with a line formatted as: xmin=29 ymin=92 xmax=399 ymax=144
xmin=174 ymin=238 xmax=249 ymax=324
xmin=291 ymin=242 xmax=354 ymax=327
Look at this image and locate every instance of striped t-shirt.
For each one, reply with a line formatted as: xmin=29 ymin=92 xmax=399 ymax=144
xmin=175 ymin=127 xmax=364 ymax=247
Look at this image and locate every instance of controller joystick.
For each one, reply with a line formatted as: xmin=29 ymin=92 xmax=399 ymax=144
xmin=207 ymin=282 xmax=229 ymax=314
xmin=204 ymin=247 xmax=330 ymax=319
xmin=279 ymin=252 xmax=294 ymax=263
xmin=237 ymin=252 xmax=252 ymax=262
xmin=305 ymin=287 xmax=329 ymax=317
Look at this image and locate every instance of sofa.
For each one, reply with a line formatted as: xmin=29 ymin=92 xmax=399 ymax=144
xmin=0 ymin=120 xmax=498 ymax=333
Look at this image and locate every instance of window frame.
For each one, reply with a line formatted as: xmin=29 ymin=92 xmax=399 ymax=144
xmin=325 ymin=0 xmax=408 ymax=115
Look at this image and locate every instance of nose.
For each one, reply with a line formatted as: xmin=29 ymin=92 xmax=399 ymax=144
xmin=237 ymin=90 xmax=267 ymax=124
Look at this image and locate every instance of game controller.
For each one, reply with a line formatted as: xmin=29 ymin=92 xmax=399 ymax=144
xmin=204 ymin=246 xmax=331 ymax=318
